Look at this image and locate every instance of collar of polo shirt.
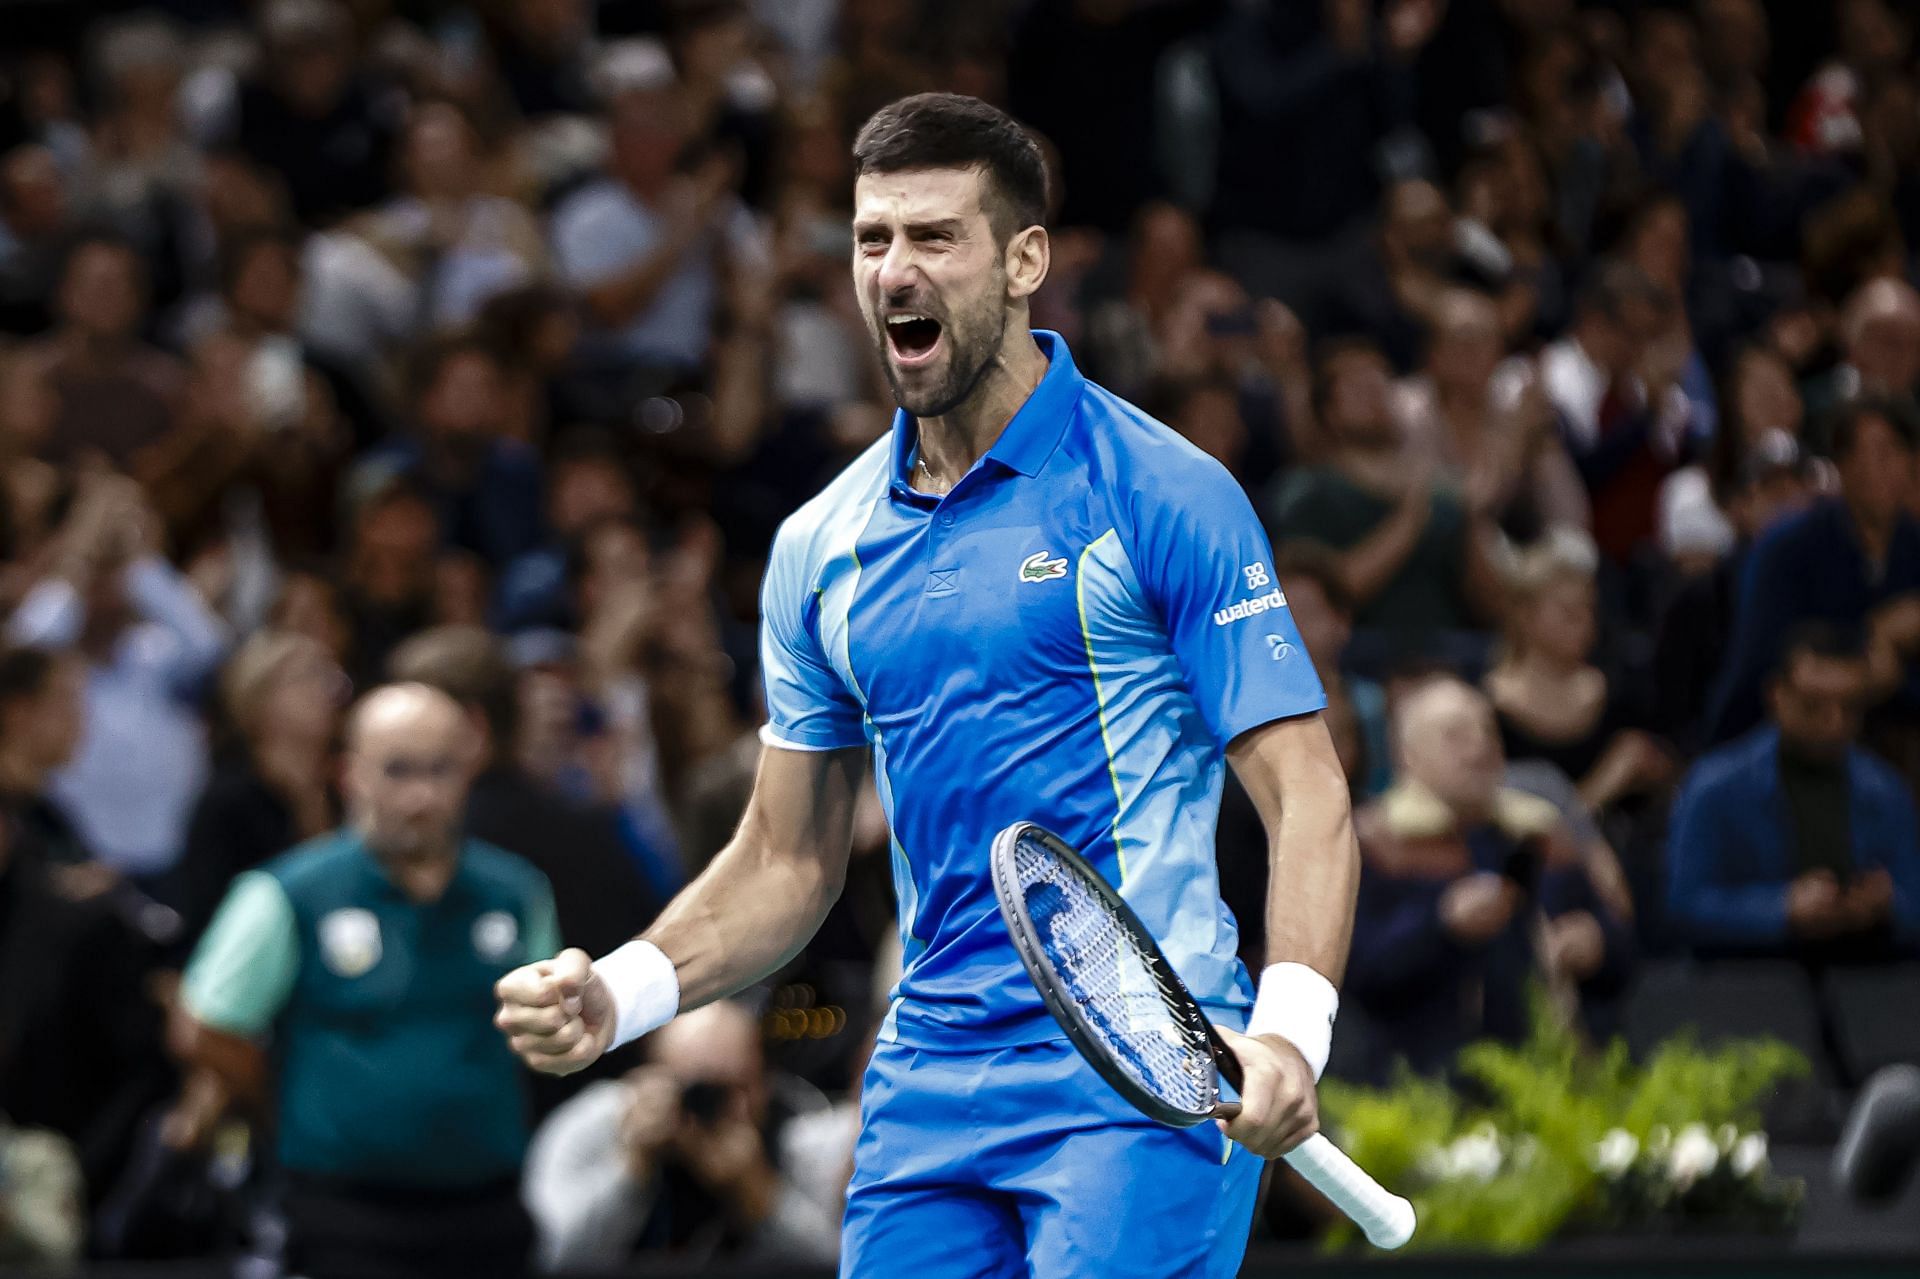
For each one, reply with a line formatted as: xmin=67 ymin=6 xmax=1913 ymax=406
xmin=888 ymin=330 xmax=1082 ymax=500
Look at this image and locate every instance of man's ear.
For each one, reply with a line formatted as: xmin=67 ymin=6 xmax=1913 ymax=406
xmin=1004 ymin=224 xmax=1050 ymax=302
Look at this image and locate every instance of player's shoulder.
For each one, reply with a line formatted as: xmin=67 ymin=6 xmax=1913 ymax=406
xmin=1072 ymin=380 xmax=1247 ymax=506
xmin=1069 ymin=380 xmax=1256 ymax=556
xmin=767 ymin=431 xmax=894 ymax=574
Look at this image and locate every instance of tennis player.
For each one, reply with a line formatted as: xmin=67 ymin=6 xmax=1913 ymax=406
xmin=495 ymin=93 xmax=1359 ymax=1277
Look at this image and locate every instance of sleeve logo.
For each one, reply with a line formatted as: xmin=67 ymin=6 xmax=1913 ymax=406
xmin=1243 ymin=561 xmax=1271 ymax=590
xmin=1019 ymin=551 xmax=1069 ymax=583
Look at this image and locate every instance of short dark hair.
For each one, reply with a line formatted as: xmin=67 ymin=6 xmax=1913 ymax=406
xmin=851 ymin=93 xmax=1048 ymax=241
xmin=1828 ymin=395 xmax=1920 ymax=462
xmin=1772 ymin=621 xmax=1865 ymax=686
xmin=0 ymin=646 xmax=60 ymax=714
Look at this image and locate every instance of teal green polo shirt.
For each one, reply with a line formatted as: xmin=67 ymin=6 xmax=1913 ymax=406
xmin=182 ymin=829 xmax=561 ymax=1189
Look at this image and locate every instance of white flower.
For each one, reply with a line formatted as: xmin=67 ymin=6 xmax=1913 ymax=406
xmin=1592 ymin=1128 xmax=1639 ymax=1178
xmin=1646 ymin=1124 xmax=1673 ymax=1156
xmin=1716 ymin=1123 xmax=1739 ymax=1152
xmin=1668 ymin=1123 xmax=1720 ymax=1188
xmin=1450 ymin=1125 xmax=1505 ymax=1182
xmin=1730 ymin=1132 xmax=1769 ymax=1178
xmin=1416 ymin=1142 xmax=1456 ymax=1181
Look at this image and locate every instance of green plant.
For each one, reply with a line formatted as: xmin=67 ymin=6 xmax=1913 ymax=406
xmin=1315 ymin=996 xmax=1809 ymax=1252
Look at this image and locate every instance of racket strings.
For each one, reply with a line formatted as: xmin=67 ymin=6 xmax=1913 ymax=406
xmin=1013 ymin=835 xmax=1217 ymax=1115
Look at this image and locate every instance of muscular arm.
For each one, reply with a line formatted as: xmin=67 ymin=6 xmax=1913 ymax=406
xmin=497 ymin=742 xmax=865 ymax=1072
xmin=644 ymin=743 xmax=866 ymax=1007
xmin=1229 ymin=714 xmax=1361 ymax=982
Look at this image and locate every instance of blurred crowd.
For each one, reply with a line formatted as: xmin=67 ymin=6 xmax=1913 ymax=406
xmin=2 ymin=0 xmax=1920 ymax=1270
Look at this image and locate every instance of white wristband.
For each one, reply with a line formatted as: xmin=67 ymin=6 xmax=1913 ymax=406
xmin=593 ymin=940 xmax=681 ymax=1050
xmin=1246 ymin=962 xmax=1339 ymax=1082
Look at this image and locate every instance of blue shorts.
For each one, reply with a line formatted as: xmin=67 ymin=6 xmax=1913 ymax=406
xmin=840 ymin=1037 xmax=1263 ymax=1279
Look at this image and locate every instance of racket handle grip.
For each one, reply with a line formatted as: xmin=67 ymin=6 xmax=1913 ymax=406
xmin=1284 ymin=1133 xmax=1416 ymax=1250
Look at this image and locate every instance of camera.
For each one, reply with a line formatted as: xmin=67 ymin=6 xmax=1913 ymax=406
xmin=679 ymin=1080 xmax=731 ymax=1126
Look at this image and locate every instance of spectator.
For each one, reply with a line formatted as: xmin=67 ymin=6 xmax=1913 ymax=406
xmin=1669 ymin=625 xmax=1920 ymax=960
xmin=1342 ymin=678 xmax=1634 ymax=1080
xmin=1207 ymin=0 xmax=1438 ymax=308
xmin=6 ymin=477 xmax=228 ymax=882
xmin=356 ymin=336 xmax=545 ymax=569
xmin=75 ymin=16 xmax=200 ymax=310
xmin=387 ymin=625 xmax=660 ymax=964
xmin=352 ymin=100 xmax=546 ymax=331
xmin=1264 ymin=339 xmax=1502 ymax=665
xmin=0 ymin=644 xmax=90 ymax=867
xmin=0 ymin=144 xmax=69 ymax=336
xmin=24 ymin=231 xmax=185 ymax=472
xmin=1540 ymin=261 xmax=1697 ymax=564
xmin=1657 ymin=342 xmax=1808 ymax=572
xmin=173 ymin=631 xmax=347 ymax=945
xmin=1654 ymin=428 xmax=1819 ymax=751
xmin=1707 ymin=397 xmax=1920 ymax=744
xmin=1323 ymin=178 xmax=1478 ymax=374
xmin=175 ymin=683 xmax=558 ymax=1279
xmin=225 ymin=0 xmax=400 ymax=227
xmin=492 ymin=430 xmax=639 ymax=633
xmin=337 ymin=478 xmax=440 ymax=690
xmin=0 ymin=769 xmax=173 ymax=1211
xmin=1483 ymin=532 xmax=1676 ymax=821
xmin=488 ymin=0 xmax=598 ymax=120
xmin=474 ymin=284 xmax=582 ymax=447
xmin=551 ymin=81 xmax=768 ymax=393
xmin=1392 ymin=287 xmax=1589 ymax=539
xmin=522 ymin=1000 xmax=842 ymax=1269
xmin=1805 ymin=276 xmax=1920 ymax=431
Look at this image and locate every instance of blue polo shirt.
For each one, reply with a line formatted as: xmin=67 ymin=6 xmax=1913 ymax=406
xmin=761 ymin=332 xmax=1325 ymax=1049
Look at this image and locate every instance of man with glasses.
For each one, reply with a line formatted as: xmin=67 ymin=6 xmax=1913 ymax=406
xmin=175 ymin=682 xmax=559 ymax=1279
xmin=1669 ymin=625 xmax=1920 ymax=962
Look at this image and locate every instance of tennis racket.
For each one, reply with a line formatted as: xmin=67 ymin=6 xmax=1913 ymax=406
xmin=990 ymin=820 xmax=1416 ymax=1250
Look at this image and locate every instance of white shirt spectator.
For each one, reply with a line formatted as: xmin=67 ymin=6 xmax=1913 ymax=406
xmin=550 ymin=177 xmax=766 ymax=371
xmin=7 ymin=558 xmax=228 ymax=875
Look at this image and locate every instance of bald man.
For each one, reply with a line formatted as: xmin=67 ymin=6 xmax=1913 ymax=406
xmin=177 ymin=683 xmax=560 ymax=1279
xmin=1336 ymin=679 xmax=1633 ymax=1079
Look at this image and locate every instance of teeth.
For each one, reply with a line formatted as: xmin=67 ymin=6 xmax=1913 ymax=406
xmin=887 ymin=314 xmax=931 ymax=326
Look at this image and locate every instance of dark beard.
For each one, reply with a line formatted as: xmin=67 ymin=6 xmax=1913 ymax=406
xmin=879 ymin=306 xmax=1007 ymax=418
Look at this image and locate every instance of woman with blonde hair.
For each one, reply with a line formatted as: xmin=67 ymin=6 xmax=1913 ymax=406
xmin=172 ymin=630 xmax=347 ymax=943
xmin=1484 ymin=531 xmax=1675 ymax=820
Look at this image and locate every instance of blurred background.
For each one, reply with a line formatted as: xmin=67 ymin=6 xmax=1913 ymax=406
xmin=1 ymin=0 xmax=1919 ymax=1274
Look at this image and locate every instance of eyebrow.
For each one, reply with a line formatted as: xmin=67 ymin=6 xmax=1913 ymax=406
xmin=853 ymin=217 xmax=969 ymax=238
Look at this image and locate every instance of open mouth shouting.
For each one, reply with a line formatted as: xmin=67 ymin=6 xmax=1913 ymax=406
xmin=884 ymin=311 xmax=944 ymax=369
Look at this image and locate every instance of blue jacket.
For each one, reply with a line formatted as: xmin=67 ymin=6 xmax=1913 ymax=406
xmin=1667 ymin=727 xmax=1920 ymax=952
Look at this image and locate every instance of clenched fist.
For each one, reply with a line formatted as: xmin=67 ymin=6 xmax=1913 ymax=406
xmin=494 ymin=947 xmax=617 ymax=1076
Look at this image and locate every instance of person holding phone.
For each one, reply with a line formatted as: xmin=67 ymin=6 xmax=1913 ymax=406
xmin=522 ymin=1000 xmax=842 ymax=1269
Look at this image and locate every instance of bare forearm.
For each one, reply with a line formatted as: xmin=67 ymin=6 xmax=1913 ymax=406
xmin=1232 ymin=717 xmax=1361 ymax=982
xmin=641 ymin=835 xmax=843 ymax=1008
xmin=1264 ymin=780 xmax=1360 ymax=981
